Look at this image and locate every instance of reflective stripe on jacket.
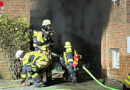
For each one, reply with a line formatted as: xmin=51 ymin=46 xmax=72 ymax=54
xmin=61 ymin=49 xmax=77 ymax=66
xmin=125 ymin=74 xmax=130 ymax=85
xmin=21 ymin=51 xmax=49 ymax=79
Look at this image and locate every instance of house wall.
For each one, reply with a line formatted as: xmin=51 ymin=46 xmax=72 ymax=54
xmin=102 ymin=0 xmax=130 ymax=82
xmin=0 ymin=0 xmax=129 ymax=81
xmin=1 ymin=0 xmax=30 ymax=21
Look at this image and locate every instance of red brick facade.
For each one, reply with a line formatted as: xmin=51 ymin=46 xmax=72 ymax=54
xmin=0 ymin=0 xmax=30 ymax=79
xmin=102 ymin=0 xmax=130 ymax=82
xmin=1 ymin=0 xmax=30 ymax=21
xmin=0 ymin=49 xmax=11 ymax=79
xmin=0 ymin=0 xmax=129 ymax=81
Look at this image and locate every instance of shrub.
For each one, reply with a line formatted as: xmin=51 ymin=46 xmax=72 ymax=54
xmin=0 ymin=14 xmax=32 ymax=79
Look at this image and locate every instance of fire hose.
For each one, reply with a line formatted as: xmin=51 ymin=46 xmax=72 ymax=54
xmin=0 ymin=84 xmax=71 ymax=90
xmin=0 ymin=66 xmax=120 ymax=90
xmin=0 ymin=84 xmax=27 ymax=89
xmin=82 ymin=66 xmax=119 ymax=90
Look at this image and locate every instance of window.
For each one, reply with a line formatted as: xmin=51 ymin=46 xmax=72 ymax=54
xmin=112 ymin=48 xmax=120 ymax=68
xmin=30 ymin=0 xmax=38 ymax=10
xmin=127 ymin=36 xmax=130 ymax=53
xmin=112 ymin=0 xmax=120 ymax=6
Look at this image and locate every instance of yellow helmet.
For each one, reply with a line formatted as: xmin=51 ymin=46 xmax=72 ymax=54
xmin=64 ymin=41 xmax=72 ymax=48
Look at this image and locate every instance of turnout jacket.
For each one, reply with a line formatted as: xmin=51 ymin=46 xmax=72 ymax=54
xmin=125 ymin=74 xmax=130 ymax=88
xmin=33 ymin=30 xmax=54 ymax=51
xmin=60 ymin=48 xmax=81 ymax=68
xmin=60 ymin=49 xmax=77 ymax=66
xmin=21 ymin=51 xmax=50 ymax=80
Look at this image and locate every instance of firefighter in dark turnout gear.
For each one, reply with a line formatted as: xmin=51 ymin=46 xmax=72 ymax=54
xmin=33 ymin=19 xmax=54 ymax=52
xmin=41 ymin=19 xmax=54 ymax=84
xmin=32 ymin=19 xmax=54 ymax=84
xmin=60 ymin=41 xmax=81 ymax=83
xmin=15 ymin=50 xmax=50 ymax=87
xmin=41 ymin=19 xmax=54 ymax=48
xmin=123 ymin=73 xmax=130 ymax=90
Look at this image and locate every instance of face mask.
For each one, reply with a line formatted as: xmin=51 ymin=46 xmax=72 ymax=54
xmin=42 ymin=25 xmax=52 ymax=31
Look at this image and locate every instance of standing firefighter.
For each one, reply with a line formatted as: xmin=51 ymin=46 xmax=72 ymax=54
xmin=32 ymin=19 xmax=54 ymax=84
xmin=60 ymin=41 xmax=81 ymax=83
xmin=41 ymin=19 xmax=54 ymax=50
xmin=15 ymin=50 xmax=50 ymax=87
xmin=123 ymin=73 xmax=130 ymax=90
xmin=32 ymin=19 xmax=54 ymax=52
xmin=41 ymin=19 xmax=54 ymax=84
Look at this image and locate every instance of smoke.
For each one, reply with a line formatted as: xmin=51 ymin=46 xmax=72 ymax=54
xmin=31 ymin=0 xmax=111 ymax=78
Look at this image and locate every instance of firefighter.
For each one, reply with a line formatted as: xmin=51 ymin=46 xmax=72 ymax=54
xmin=32 ymin=19 xmax=54 ymax=84
xmin=32 ymin=19 xmax=54 ymax=85
xmin=123 ymin=73 xmax=130 ymax=90
xmin=32 ymin=19 xmax=54 ymax=52
xmin=40 ymin=19 xmax=54 ymax=84
xmin=15 ymin=50 xmax=50 ymax=87
xmin=41 ymin=19 xmax=54 ymax=51
xmin=60 ymin=41 xmax=81 ymax=83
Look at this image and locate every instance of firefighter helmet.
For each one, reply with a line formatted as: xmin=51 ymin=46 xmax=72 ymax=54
xmin=15 ymin=50 xmax=24 ymax=59
xmin=42 ymin=19 xmax=51 ymax=26
xmin=64 ymin=41 xmax=72 ymax=48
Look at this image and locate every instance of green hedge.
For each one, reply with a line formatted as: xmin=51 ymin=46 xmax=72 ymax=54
xmin=0 ymin=14 xmax=32 ymax=79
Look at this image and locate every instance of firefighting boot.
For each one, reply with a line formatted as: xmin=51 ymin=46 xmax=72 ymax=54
xmin=72 ymin=73 xmax=77 ymax=84
xmin=23 ymin=79 xmax=34 ymax=86
xmin=63 ymin=72 xmax=68 ymax=82
xmin=67 ymin=74 xmax=72 ymax=82
xmin=34 ymin=82 xmax=46 ymax=88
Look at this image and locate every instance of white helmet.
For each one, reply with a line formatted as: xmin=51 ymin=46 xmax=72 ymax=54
xmin=42 ymin=19 xmax=51 ymax=26
xmin=15 ymin=50 xmax=24 ymax=59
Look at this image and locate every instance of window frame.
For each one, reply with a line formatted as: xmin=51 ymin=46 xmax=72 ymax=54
xmin=112 ymin=48 xmax=120 ymax=68
xmin=127 ymin=36 xmax=130 ymax=53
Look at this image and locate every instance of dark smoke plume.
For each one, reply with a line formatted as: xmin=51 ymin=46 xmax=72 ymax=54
xmin=31 ymin=0 xmax=111 ymax=78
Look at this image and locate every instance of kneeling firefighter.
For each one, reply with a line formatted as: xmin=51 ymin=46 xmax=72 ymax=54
xmin=123 ymin=73 xmax=130 ymax=90
xmin=60 ymin=41 xmax=82 ymax=83
xmin=15 ymin=50 xmax=50 ymax=87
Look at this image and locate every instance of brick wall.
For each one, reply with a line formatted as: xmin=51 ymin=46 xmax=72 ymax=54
xmin=0 ymin=0 xmax=30 ymax=79
xmin=1 ymin=0 xmax=30 ymax=21
xmin=102 ymin=0 xmax=130 ymax=82
xmin=0 ymin=49 xmax=12 ymax=79
xmin=126 ymin=0 xmax=130 ymax=78
xmin=127 ymin=0 xmax=130 ymax=23
xmin=0 ymin=0 xmax=129 ymax=81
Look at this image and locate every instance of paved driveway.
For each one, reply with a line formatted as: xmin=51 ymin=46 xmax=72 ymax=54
xmin=0 ymin=78 xmax=123 ymax=90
